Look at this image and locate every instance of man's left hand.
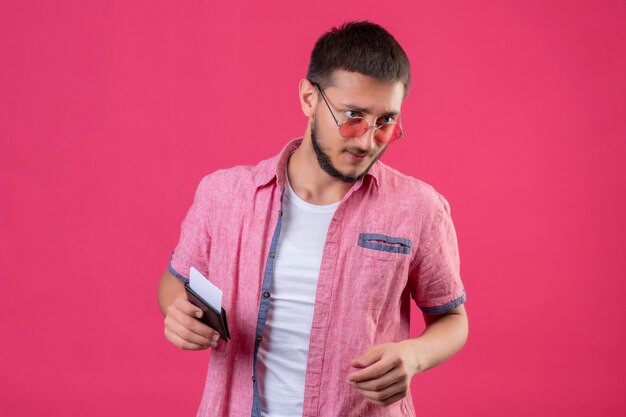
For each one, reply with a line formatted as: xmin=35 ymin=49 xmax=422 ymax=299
xmin=347 ymin=341 xmax=421 ymax=407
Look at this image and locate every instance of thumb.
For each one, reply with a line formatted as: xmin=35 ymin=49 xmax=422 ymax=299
xmin=350 ymin=346 xmax=382 ymax=369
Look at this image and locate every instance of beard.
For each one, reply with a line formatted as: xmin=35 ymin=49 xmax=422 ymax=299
xmin=310 ymin=117 xmax=387 ymax=184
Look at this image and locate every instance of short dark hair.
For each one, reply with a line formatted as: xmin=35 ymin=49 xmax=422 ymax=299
xmin=306 ymin=21 xmax=411 ymax=96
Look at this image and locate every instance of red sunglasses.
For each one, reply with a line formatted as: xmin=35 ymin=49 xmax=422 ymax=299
xmin=312 ymin=82 xmax=404 ymax=145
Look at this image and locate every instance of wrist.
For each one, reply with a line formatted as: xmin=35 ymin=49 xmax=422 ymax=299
xmin=399 ymin=338 xmax=428 ymax=376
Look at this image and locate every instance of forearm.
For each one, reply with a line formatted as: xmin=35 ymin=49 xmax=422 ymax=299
xmin=401 ymin=305 xmax=468 ymax=374
xmin=158 ymin=270 xmax=186 ymax=316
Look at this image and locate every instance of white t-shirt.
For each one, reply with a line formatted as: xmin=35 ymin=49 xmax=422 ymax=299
xmin=257 ymin=171 xmax=339 ymax=417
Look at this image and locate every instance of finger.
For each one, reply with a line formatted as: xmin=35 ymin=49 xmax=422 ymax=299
xmin=349 ymin=367 xmax=404 ymax=391
xmin=382 ymin=392 xmax=405 ymax=407
xmin=355 ymin=381 xmax=405 ymax=405
xmin=348 ymin=356 xmax=398 ymax=383
xmin=371 ymin=392 xmax=405 ymax=407
xmin=168 ymin=304 xmax=220 ymax=341
xmin=164 ymin=327 xmax=209 ymax=350
xmin=174 ymin=296 xmax=204 ymax=318
xmin=350 ymin=346 xmax=383 ymax=368
xmin=165 ymin=315 xmax=212 ymax=348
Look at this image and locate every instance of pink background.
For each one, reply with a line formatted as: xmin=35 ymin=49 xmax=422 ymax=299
xmin=1 ymin=1 xmax=625 ymax=416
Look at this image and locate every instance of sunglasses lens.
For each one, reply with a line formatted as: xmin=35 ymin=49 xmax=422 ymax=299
xmin=339 ymin=118 xmax=368 ymax=138
xmin=374 ymin=124 xmax=403 ymax=144
xmin=339 ymin=117 xmax=403 ymax=144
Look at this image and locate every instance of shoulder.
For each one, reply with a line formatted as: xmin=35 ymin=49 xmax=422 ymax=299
xmin=197 ymin=154 xmax=277 ymax=195
xmin=374 ymin=161 xmax=452 ymax=216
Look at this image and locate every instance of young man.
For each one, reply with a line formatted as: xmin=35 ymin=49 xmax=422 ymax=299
xmin=158 ymin=21 xmax=467 ymax=417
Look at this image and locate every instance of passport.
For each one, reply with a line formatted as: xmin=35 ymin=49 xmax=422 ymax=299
xmin=184 ymin=267 xmax=230 ymax=341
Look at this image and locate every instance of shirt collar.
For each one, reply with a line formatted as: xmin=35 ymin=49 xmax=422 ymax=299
xmin=255 ymin=137 xmax=380 ymax=190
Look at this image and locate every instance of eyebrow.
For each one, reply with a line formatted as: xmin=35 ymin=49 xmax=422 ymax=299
xmin=339 ymin=102 xmax=400 ymax=118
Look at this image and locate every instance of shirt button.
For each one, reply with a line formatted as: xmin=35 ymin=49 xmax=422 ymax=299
xmin=269 ymin=252 xmax=276 ymax=258
xmin=256 ymin=335 xmax=263 ymax=342
xmin=278 ymin=210 xmax=283 ymax=217
xmin=252 ymin=376 xmax=255 ymax=382
xmin=263 ymin=291 xmax=270 ymax=298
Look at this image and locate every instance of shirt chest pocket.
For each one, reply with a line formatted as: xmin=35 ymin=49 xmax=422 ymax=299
xmin=358 ymin=233 xmax=412 ymax=258
xmin=352 ymin=233 xmax=412 ymax=310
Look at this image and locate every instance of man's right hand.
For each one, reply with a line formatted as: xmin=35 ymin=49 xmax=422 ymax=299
xmin=158 ymin=270 xmax=220 ymax=350
xmin=164 ymin=295 xmax=220 ymax=350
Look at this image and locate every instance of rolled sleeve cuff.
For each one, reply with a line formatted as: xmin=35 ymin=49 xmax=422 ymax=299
xmin=168 ymin=255 xmax=189 ymax=284
xmin=419 ymin=292 xmax=466 ymax=315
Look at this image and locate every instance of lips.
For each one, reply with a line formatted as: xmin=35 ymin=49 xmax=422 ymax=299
xmin=346 ymin=151 xmax=367 ymax=162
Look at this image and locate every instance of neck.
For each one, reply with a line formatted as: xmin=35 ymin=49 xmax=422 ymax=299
xmin=287 ymin=134 xmax=354 ymax=206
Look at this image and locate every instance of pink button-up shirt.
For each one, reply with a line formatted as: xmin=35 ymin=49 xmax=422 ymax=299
xmin=168 ymin=138 xmax=465 ymax=417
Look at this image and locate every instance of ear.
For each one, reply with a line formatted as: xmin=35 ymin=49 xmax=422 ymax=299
xmin=299 ymin=78 xmax=317 ymax=118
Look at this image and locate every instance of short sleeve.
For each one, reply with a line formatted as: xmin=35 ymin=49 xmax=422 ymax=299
xmin=168 ymin=176 xmax=212 ymax=283
xmin=408 ymin=195 xmax=466 ymax=315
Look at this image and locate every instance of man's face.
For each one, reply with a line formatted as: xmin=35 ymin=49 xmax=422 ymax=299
xmin=309 ymin=70 xmax=404 ymax=183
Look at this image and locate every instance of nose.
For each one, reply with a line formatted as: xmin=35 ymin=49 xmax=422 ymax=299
xmin=352 ymin=125 xmax=377 ymax=152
